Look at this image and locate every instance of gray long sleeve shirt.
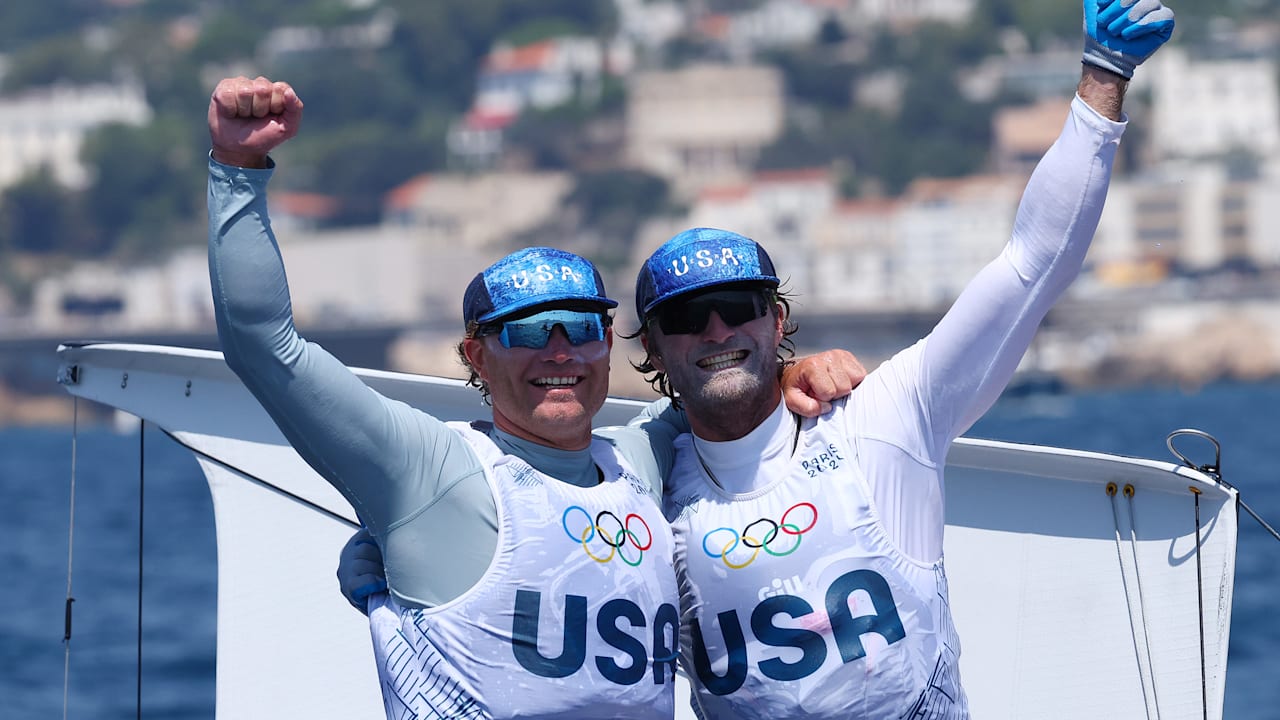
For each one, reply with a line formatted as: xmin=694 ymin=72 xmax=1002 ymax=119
xmin=207 ymin=157 xmax=675 ymax=608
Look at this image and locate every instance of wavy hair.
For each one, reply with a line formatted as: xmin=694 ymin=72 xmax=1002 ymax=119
xmin=621 ymin=286 xmax=798 ymax=408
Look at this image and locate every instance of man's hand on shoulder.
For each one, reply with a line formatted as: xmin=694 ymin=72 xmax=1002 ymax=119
xmin=783 ymin=349 xmax=867 ymax=417
xmin=208 ymin=75 xmax=304 ymax=169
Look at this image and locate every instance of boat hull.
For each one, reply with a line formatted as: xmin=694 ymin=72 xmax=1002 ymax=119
xmin=57 ymin=342 xmax=1236 ymax=719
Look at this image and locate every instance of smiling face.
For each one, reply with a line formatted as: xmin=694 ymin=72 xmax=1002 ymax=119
xmin=463 ymin=316 xmax=612 ymax=450
xmin=644 ymin=290 xmax=785 ymax=441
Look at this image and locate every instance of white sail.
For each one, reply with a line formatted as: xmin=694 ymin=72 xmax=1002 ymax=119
xmin=57 ymin=342 xmax=1237 ymax=719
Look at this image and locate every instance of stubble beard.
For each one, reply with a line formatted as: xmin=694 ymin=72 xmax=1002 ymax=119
xmin=680 ymin=366 xmax=772 ymax=435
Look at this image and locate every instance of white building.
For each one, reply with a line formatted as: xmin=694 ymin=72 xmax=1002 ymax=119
xmin=687 ymin=168 xmax=836 ymax=293
xmin=843 ymin=0 xmax=976 ymax=27
xmin=0 ymin=81 xmax=151 ymax=190
xmin=894 ymin=175 xmax=1023 ymax=308
xmin=1095 ymin=161 xmax=1280 ymax=276
xmin=29 ymin=226 xmax=486 ymax=335
xmin=720 ymin=0 xmax=830 ymax=59
xmin=809 ymin=198 xmax=901 ymax=311
xmin=31 ymin=248 xmax=210 ymax=334
xmin=613 ymin=0 xmax=687 ymax=51
xmin=627 ymin=64 xmax=785 ymax=198
xmin=474 ymin=37 xmax=634 ymax=118
xmin=383 ymin=170 xmax=574 ymax=253
xmin=1146 ymin=47 xmax=1280 ymax=161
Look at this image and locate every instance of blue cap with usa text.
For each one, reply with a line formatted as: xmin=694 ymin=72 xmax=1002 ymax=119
xmin=635 ymin=227 xmax=779 ymax=323
xmin=463 ymin=247 xmax=618 ymax=326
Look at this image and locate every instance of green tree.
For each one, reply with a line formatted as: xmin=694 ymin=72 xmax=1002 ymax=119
xmin=567 ymin=169 xmax=670 ymax=252
xmin=383 ymin=0 xmax=616 ymax=112
xmin=0 ymin=1 xmax=109 ymax=52
xmin=0 ymin=166 xmax=98 ymax=254
xmin=0 ymin=34 xmax=114 ymax=91
xmin=283 ymin=119 xmax=447 ymax=225
xmin=504 ymin=78 xmax=627 ymax=169
xmin=763 ymin=48 xmax=856 ymax=111
xmin=79 ymin=117 xmax=205 ymax=257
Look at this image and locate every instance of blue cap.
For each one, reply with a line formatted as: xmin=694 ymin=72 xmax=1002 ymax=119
xmin=463 ymin=247 xmax=618 ymax=326
xmin=635 ymin=227 xmax=779 ymax=322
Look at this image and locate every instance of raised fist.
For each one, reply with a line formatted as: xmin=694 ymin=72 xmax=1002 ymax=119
xmin=207 ymin=76 xmax=303 ymax=168
xmin=1083 ymin=0 xmax=1175 ymax=79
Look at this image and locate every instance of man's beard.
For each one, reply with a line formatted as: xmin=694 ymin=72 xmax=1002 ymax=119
xmin=681 ymin=366 xmax=768 ymax=417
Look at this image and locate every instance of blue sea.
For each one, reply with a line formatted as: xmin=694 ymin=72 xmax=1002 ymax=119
xmin=3 ymin=380 xmax=1279 ymax=718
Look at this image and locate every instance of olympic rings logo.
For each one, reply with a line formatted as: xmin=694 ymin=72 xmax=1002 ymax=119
xmin=701 ymin=502 xmax=818 ymax=570
xmin=562 ymin=505 xmax=653 ymax=566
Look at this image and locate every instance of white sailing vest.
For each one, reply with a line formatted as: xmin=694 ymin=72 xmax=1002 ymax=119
xmin=664 ymin=406 xmax=967 ymax=719
xmin=367 ymin=422 xmax=680 ymax=719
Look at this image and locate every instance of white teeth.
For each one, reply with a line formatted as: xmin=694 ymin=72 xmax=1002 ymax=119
xmin=533 ymin=376 xmax=580 ymax=387
xmin=698 ymin=351 xmax=747 ymax=371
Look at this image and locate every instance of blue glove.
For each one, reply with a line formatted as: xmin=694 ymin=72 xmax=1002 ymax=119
xmin=336 ymin=527 xmax=388 ymax=615
xmin=1083 ymin=0 xmax=1175 ymax=79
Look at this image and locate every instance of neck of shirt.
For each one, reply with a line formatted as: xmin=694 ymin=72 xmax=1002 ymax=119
xmin=489 ymin=426 xmax=601 ymax=488
xmin=692 ymin=399 xmax=796 ymax=495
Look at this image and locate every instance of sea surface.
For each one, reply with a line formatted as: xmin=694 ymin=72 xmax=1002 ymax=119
xmin=3 ymin=380 xmax=1278 ymax=719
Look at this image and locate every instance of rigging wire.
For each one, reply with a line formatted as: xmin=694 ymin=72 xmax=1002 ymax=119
xmin=137 ymin=420 xmax=146 ymax=720
xmin=160 ymin=428 xmax=359 ymax=529
xmin=1167 ymin=428 xmax=1280 ymax=543
xmin=1108 ymin=482 xmax=1157 ymax=720
xmin=62 ymin=398 xmax=79 ymax=720
xmin=1124 ymin=485 xmax=1161 ymax=720
xmin=1190 ymin=486 xmax=1208 ymax=720
xmin=1238 ymin=501 xmax=1280 ymax=543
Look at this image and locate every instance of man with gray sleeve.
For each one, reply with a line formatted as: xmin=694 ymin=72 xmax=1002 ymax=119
xmin=208 ymin=74 xmax=862 ymax=718
xmin=209 ymin=77 xmax=683 ymax=718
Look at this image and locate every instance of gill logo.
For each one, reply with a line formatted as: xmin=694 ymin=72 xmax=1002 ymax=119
xmin=563 ymin=505 xmax=653 ymax=566
xmin=701 ymin=502 xmax=818 ymax=569
xmin=669 ymin=248 xmax=743 ymax=276
xmin=511 ymin=264 xmax=584 ymax=288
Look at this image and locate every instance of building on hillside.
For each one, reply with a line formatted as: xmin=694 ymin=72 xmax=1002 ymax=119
xmin=983 ymin=50 xmax=1083 ymax=102
xmin=382 ymin=170 xmax=573 ymax=253
xmin=614 ymin=0 xmax=687 ymax=51
xmin=474 ymin=37 xmax=634 ymax=119
xmin=29 ymin=222 xmax=490 ymax=335
xmin=687 ymin=168 xmax=836 ymax=293
xmin=809 ymin=197 xmax=901 ymax=311
xmin=1094 ymin=162 xmax=1280 ymax=278
xmin=0 ymin=81 xmax=151 ymax=190
xmin=991 ymin=97 xmax=1073 ymax=175
xmin=260 ymin=8 xmax=396 ymax=62
xmin=1145 ymin=46 xmax=1280 ymax=161
xmin=626 ymin=64 xmax=785 ymax=198
xmin=447 ymin=108 xmax=518 ymax=170
xmin=450 ymin=36 xmax=634 ymax=168
xmin=841 ymin=0 xmax=976 ymax=28
xmin=269 ymin=191 xmax=343 ymax=232
xmin=31 ymin=249 xmax=211 ymax=334
xmin=699 ymin=0 xmax=832 ymax=60
xmin=895 ymin=175 xmax=1023 ymax=308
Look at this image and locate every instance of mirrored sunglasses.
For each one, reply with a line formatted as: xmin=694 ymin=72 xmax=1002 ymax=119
xmin=482 ymin=309 xmax=607 ymax=349
xmin=654 ymin=289 xmax=771 ymax=335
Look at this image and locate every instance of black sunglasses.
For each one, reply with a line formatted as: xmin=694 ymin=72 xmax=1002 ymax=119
xmin=653 ymin=289 xmax=771 ymax=335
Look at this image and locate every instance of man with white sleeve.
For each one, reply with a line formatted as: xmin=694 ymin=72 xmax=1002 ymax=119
xmin=336 ymin=0 xmax=1175 ymax=716
xmin=627 ymin=1 xmax=1174 ymax=717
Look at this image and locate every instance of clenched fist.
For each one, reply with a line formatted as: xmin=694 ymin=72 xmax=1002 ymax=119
xmin=208 ymin=76 xmax=303 ymax=169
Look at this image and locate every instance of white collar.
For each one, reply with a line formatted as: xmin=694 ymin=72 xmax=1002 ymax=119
xmin=692 ymin=399 xmax=797 ymax=494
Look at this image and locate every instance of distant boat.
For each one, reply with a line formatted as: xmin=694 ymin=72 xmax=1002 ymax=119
xmin=56 ymin=342 xmax=1238 ymax=719
xmin=1001 ymin=368 xmax=1068 ymax=399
